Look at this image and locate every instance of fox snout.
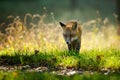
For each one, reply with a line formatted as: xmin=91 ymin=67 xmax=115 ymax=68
xmin=66 ymin=40 xmax=71 ymax=45
xmin=63 ymin=36 xmax=71 ymax=44
xmin=64 ymin=36 xmax=78 ymax=45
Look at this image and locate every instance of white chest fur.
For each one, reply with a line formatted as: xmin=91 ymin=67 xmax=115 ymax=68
xmin=71 ymin=36 xmax=78 ymax=42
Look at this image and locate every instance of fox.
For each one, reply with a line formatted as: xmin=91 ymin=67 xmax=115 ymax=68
xmin=59 ymin=21 xmax=82 ymax=53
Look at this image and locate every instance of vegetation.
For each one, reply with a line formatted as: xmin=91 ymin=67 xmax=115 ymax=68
xmin=0 ymin=13 xmax=120 ymax=80
xmin=0 ymin=71 xmax=120 ymax=80
xmin=0 ymin=48 xmax=120 ymax=70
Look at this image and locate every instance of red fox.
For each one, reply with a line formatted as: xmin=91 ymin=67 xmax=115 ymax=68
xmin=59 ymin=21 xmax=82 ymax=53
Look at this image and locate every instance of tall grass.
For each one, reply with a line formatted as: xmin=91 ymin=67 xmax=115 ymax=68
xmin=0 ymin=13 xmax=120 ymax=70
xmin=0 ymin=13 xmax=66 ymax=52
xmin=0 ymin=13 xmax=120 ymax=52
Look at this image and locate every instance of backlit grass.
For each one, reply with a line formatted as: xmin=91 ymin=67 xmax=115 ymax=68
xmin=0 ymin=13 xmax=120 ymax=79
xmin=0 ymin=48 xmax=120 ymax=70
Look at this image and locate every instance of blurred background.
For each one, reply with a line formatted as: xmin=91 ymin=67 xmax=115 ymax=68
xmin=0 ymin=0 xmax=117 ymax=22
xmin=0 ymin=0 xmax=120 ymax=51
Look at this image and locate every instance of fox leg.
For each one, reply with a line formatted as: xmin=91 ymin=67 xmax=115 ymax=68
xmin=75 ymin=43 xmax=80 ymax=53
xmin=67 ymin=44 xmax=72 ymax=52
xmin=67 ymin=43 xmax=80 ymax=53
xmin=75 ymin=41 xmax=81 ymax=52
xmin=72 ymin=40 xmax=81 ymax=53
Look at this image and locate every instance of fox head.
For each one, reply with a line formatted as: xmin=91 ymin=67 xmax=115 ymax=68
xmin=59 ymin=21 xmax=80 ymax=45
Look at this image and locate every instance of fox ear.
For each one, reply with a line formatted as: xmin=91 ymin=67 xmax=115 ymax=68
xmin=72 ymin=22 xmax=77 ymax=30
xmin=59 ymin=22 xmax=66 ymax=28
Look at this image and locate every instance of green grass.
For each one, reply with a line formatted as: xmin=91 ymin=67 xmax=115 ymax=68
xmin=0 ymin=48 xmax=120 ymax=70
xmin=0 ymin=71 xmax=120 ymax=80
xmin=0 ymin=12 xmax=120 ymax=80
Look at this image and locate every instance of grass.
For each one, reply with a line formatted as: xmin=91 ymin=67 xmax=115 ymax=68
xmin=0 ymin=71 xmax=120 ymax=80
xmin=0 ymin=48 xmax=120 ymax=71
xmin=0 ymin=13 xmax=120 ymax=79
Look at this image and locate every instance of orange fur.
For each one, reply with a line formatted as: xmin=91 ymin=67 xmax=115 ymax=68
xmin=59 ymin=21 xmax=82 ymax=52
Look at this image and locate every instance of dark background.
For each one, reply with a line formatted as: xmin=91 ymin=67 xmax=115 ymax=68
xmin=0 ymin=0 xmax=119 ymax=29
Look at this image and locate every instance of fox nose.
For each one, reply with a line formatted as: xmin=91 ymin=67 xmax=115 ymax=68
xmin=67 ymin=42 xmax=69 ymax=44
xmin=66 ymin=42 xmax=70 ymax=45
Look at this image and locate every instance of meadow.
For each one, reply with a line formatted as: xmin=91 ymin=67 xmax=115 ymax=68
xmin=0 ymin=13 xmax=120 ymax=80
